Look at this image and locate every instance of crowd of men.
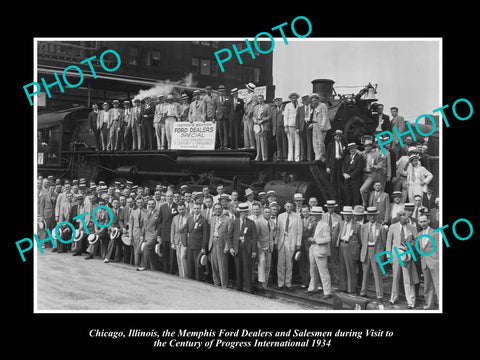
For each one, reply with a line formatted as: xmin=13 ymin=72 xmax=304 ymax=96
xmin=38 ymin=170 xmax=440 ymax=310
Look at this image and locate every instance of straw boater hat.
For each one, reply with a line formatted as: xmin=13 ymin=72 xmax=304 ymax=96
xmin=110 ymin=227 xmax=120 ymax=240
xmin=246 ymin=83 xmax=256 ymax=91
xmin=293 ymin=193 xmax=304 ymax=201
xmin=74 ymin=229 xmax=84 ymax=242
xmin=87 ymin=233 xmax=99 ymax=245
xmin=346 ymin=142 xmax=358 ymax=150
xmin=340 ymin=206 xmax=354 ymax=215
xmin=366 ymin=207 xmax=379 ymax=215
xmin=230 ymin=88 xmax=238 ymax=95
xmin=238 ymin=203 xmax=250 ymax=212
xmin=121 ymin=234 xmax=131 ymax=246
xmin=37 ymin=218 xmax=47 ymax=230
xmin=197 ymin=252 xmax=208 ymax=267
xmin=364 ymin=139 xmax=373 ymax=147
xmin=409 ymin=154 xmax=419 ymax=162
xmin=404 ymin=203 xmax=415 ymax=211
xmin=324 ymin=200 xmax=338 ymax=208
xmin=266 ymin=190 xmax=277 ymax=197
xmin=391 ymin=191 xmax=402 ymax=198
xmin=310 ymin=206 xmax=324 ymax=215
xmin=289 ymin=92 xmax=300 ymax=100
xmin=353 ymin=205 xmax=365 ymax=216
xmin=309 ymin=93 xmax=320 ymax=100
xmin=294 ymin=249 xmax=302 ymax=262
xmin=155 ymin=243 xmax=162 ymax=256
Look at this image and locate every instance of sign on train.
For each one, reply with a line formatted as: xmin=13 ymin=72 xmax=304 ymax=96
xmin=171 ymin=122 xmax=217 ymax=150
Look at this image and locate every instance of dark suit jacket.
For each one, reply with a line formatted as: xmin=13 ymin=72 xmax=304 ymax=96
xmin=109 ymin=207 xmax=124 ymax=229
xmin=295 ymin=105 xmax=309 ymax=132
xmin=214 ymin=95 xmax=231 ymax=120
xmin=342 ymin=153 xmax=365 ymax=180
xmin=326 ymin=140 xmax=347 ymax=170
xmin=142 ymin=102 xmax=155 ymax=122
xmin=374 ymin=113 xmax=391 ymax=132
xmin=228 ymin=217 xmax=258 ymax=256
xmin=88 ymin=111 xmax=99 ymax=131
xmin=423 ymin=193 xmax=436 ymax=210
xmin=271 ymin=105 xmax=284 ymax=136
xmin=142 ymin=209 xmax=160 ymax=244
xmin=158 ymin=202 xmax=178 ymax=243
xmin=187 ymin=214 xmax=209 ymax=250
xmin=230 ymin=96 xmax=245 ymax=121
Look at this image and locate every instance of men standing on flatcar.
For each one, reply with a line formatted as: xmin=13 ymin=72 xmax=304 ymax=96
xmin=179 ymin=93 xmax=190 ymax=122
xmin=295 ymin=94 xmax=310 ymax=162
xmin=284 ymin=92 xmax=299 ymax=161
xmin=310 ymin=93 xmax=330 ymax=161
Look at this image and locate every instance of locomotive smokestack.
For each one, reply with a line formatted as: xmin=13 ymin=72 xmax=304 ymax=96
xmin=311 ymin=79 xmax=335 ymax=100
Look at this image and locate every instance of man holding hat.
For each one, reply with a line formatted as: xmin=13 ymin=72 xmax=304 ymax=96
xmin=68 ymin=193 xmax=93 ymax=256
xmin=299 ymin=205 xmax=315 ymax=288
xmin=252 ymin=94 xmax=271 ymax=161
xmin=226 ymin=202 xmax=257 ymax=293
xmin=188 ymin=90 xmax=206 ymax=123
xmin=104 ymin=198 xmax=124 ymax=262
xmin=130 ymin=197 xmax=147 ymax=270
xmin=310 ymin=93 xmax=330 ymax=161
xmin=406 ymin=154 xmax=433 ymax=203
xmin=97 ymin=102 xmax=111 ymax=151
xmin=271 ymin=97 xmax=287 ymax=161
xmin=275 ymin=200 xmax=302 ymax=290
xmin=307 ymin=206 xmax=332 ymax=298
xmin=342 ymin=142 xmax=365 ymax=206
xmin=131 ymin=98 xmax=143 ymax=150
xmin=139 ymin=199 xmax=161 ymax=271
xmin=322 ymin=200 xmax=342 ymax=283
xmin=186 ymin=203 xmax=209 ymax=281
xmin=163 ymin=94 xmax=181 ymax=149
xmin=108 ymin=100 xmax=124 ymax=151
xmin=249 ymin=202 xmax=272 ymax=290
xmin=229 ymin=88 xmax=244 ymax=149
xmin=283 ymin=92 xmax=300 ymax=161
xmin=214 ymin=85 xmax=231 ymax=149
xmin=360 ymin=207 xmax=387 ymax=300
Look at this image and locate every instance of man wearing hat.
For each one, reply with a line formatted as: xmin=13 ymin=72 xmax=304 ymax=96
xmin=326 ymin=129 xmax=347 ymax=202
xmin=293 ymin=193 xmax=304 ymax=214
xmin=367 ymin=181 xmax=391 ymax=225
xmin=202 ymin=86 xmax=216 ymax=122
xmin=392 ymin=146 xmax=418 ymax=203
xmin=242 ymin=83 xmax=257 ymax=149
xmin=283 ymin=92 xmax=300 ymax=161
xmin=271 ymin=97 xmax=287 ymax=161
xmin=88 ymin=103 xmax=101 ymax=151
xmin=131 ymin=99 xmax=143 ymax=150
xmin=249 ymin=202 xmax=272 ymax=290
xmin=360 ymin=207 xmax=387 ymax=300
xmin=310 ymin=93 xmax=330 ymax=161
xmin=406 ymin=154 xmax=433 ymax=203
xmin=179 ymin=93 xmax=190 ymax=122
xmin=322 ymin=200 xmax=342 ymax=283
xmin=104 ymin=198 xmax=124 ymax=262
xmin=390 ymin=191 xmax=404 ymax=223
xmin=171 ymin=202 xmax=190 ymax=278
xmin=252 ymin=94 xmax=272 ymax=161
xmin=387 ymin=211 xmax=419 ymax=309
xmin=139 ymin=199 xmax=161 ymax=271
xmin=122 ymin=100 xmax=134 ymax=150
xmin=153 ymin=95 xmax=166 ymax=150
xmin=214 ymin=85 xmax=231 ymax=149
xmin=38 ymin=182 xmax=57 ymax=249
xmin=97 ymin=102 xmax=110 ymax=151
xmin=257 ymin=191 xmax=267 ymax=207
xmin=142 ymin=96 xmax=156 ymax=150
xmin=186 ymin=203 xmax=209 ymax=281
xmin=244 ymin=188 xmax=255 ymax=213
xmin=342 ymin=142 xmax=365 ymax=206
xmin=359 ymin=139 xmax=385 ymax=207
xmin=226 ymin=202 xmax=257 ymax=293
xmin=307 ymin=206 xmax=332 ymax=298
xmin=68 ymin=194 xmax=93 ymax=256
xmin=158 ymin=191 xmax=179 ymax=273
xmin=108 ymin=100 xmax=124 ymax=151
xmin=294 ymin=94 xmax=311 ymax=162
xmin=164 ymin=94 xmax=181 ymax=149
xmin=337 ymin=206 xmax=362 ymax=294
xmin=188 ymin=90 xmax=206 ymax=123
xmin=229 ymin=88 xmax=244 ymax=149
xmin=275 ymin=200 xmax=302 ymax=290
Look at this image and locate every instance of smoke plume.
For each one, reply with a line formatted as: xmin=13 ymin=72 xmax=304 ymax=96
xmin=133 ymin=73 xmax=197 ymax=101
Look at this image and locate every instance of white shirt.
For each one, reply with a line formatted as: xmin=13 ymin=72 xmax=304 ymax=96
xmin=341 ymin=220 xmax=353 ymax=241
xmin=283 ymin=102 xmax=298 ymax=127
xmin=368 ymin=223 xmax=376 ymax=245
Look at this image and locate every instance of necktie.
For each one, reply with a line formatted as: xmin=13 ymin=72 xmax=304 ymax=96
xmin=414 ymin=207 xmax=419 ymax=218
xmin=400 ymin=225 xmax=406 ymax=244
xmin=267 ymin=219 xmax=271 ymax=232
xmin=370 ymin=224 xmax=375 ymax=243
xmin=328 ymin=213 xmax=332 ymax=229
xmin=285 ymin=214 xmax=290 ymax=231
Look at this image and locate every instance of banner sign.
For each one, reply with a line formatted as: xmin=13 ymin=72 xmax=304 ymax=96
xmin=171 ymin=121 xmax=217 ymax=150
xmin=238 ymin=86 xmax=266 ymax=101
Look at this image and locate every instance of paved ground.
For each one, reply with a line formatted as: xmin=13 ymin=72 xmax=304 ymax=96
xmin=36 ymin=250 xmax=318 ymax=311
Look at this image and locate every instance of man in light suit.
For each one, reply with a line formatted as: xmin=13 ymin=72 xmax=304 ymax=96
xmin=271 ymin=97 xmax=287 ymax=161
xmin=310 ymin=93 xmax=330 ymax=161
xmin=170 ymin=202 xmax=190 ymax=278
xmin=252 ymin=95 xmax=271 ymax=161
xmin=307 ymin=207 xmax=332 ymax=298
xmin=249 ymin=202 xmax=272 ymax=290
xmin=322 ymin=200 xmax=342 ymax=283
xmin=186 ymin=203 xmax=209 ymax=281
xmin=131 ymin=99 xmax=143 ymax=150
xmin=337 ymin=206 xmax=362 ymax=294
xmin=226 ymin=203 xmax=257 ymax=293
xmin=214 ymin=85 xmax=231 ymax=149
xmin=360 ymin=207 xmax=387 ymax=300
xmin=97 ymin=102 xmax=110 ymax=151
xmin=390 ymin=107 xmax=406 ymax=158
xmin=38 ymin=183 xmax=57 ymax=249
xmin=188 ymin=90 xmax=206 ymax=122
xmin=275 ymin=200 xmax=302 ymax=290
xmin=139 ymin=199 xmax=161 ymax=271
xmin=387 ymin=211 xmax=419 ymax=309
xmin=299 ymin=205 xmax=316 ymax=288
xmin=105 ymin=198 xmax=124 ymax=262
xmin=108 ymin=100 xmax=124 ymax=151
xmin=158 ymin=191 xmax=179 ymax=273
xmin=417 ymin=214 xmax=440 ymax=310
xmin=360 ymin=139 xmax=385 ymax=206
xmin=208 ymin=203 xmax=233 ymax=287
xmin=130 ymin=197 xmax=146 ymax=270
xmin=242 ymin=83 xmax=257 ymax=149
xmin=368 ymin=181 xmax=391 ymax=224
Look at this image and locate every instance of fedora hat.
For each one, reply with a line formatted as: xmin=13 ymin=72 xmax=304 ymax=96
xmin=324 ymin=200 xmax=338 ymax=207
xmin=294 ymin=250 xmax=302 ymax=262
xmin=293 ymin=193 xmax=304 ymax=201
xmin=37 ymin=218 xmax=47 ymax=230
xmin=288 ymin=92 xmax=300 ymax=99
xmin=244 ymin=188 xmax=254 ymax=197
xmin=364 ymin=139 xmax=374 ymax=146
xmin=340 ymin=206 xmax=354 ymax=215
xmin=87 ymin=233 xmax=99 ymax=245
xmin=155 ymin=243 xmax=162 ymax=256
xmin=121 ymin=234 xmax=132 ymax=246
xmin=366 ymin=206 xmax=379 ymax=215
xmin=74 ymin=229 xmax=84 ymax=242
xmin=353 ymin=205 xmax=365 ymax=215
xmin=238 ymin=203 xmax=250 ymax=212
xmin=346 ymin=142 xmax=358 ymax=150
xmin=110 ymin=227 xmax=120 ymax=240
xmin=310 ymin=206 xmax=324 ymax=215
xmin=58 ymin=224 xmax=73 ymax=242
xmin=197 ymin=252 xmax=208 ymax=267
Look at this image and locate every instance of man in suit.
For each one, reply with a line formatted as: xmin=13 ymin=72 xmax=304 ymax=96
xmin=389 ymin=191 xmax=405 ymax=223
xmin=158 ymin=190 xmax=179 ymax=273
xmin=275 ymin=200 xmax=302 ymax=290
xmin=284 ymin=92 xmax=299 ymax=161
xmin=390 ymin=107 xmax=406 ymax=158
xmin=170 ymin=202 xmax=190 ymax=278
xmin=368 ymin=181 xmax=391 ymax=224
xmin=360 ymin=207 xmax=387 ymax=300
xmin=271 ymin=97 xmax=287 ymax=161
xmin=130 ymin=197 xmax=146 ymax=270
xmin=203 ymin=86 xmax=216 ymax=122
xmin=299 ymin=205 xmax=316 ymax=288
xmin=310 ymin=93 xmax=330 ymax=161
xmin=186 ymin=203 xmax=209 ymax=281
xmin=214 ymin=85 xmax=231 ymax=149
xmin=412 ymin=194 xmax=427 ymax=220
xmin=423 ymin=186 xmax=436 ymax=211
xmin=108 ymin=100 xmax=124 ymax=151
xmin=295 ymin=95 xmax=310 ymax=161
xmin=68 ymin=194 xmax=93 ymax=256
xmin=242 ymin=83 xmax=257 ymax=150
xmin=337 ymin=206 xmax=362 ymax=294
xmin=229 ymin=88 xmax=244 ymax=149
xmin=387 ymin=211 xmax=419 ymax=309
xmin=208 ymin=203 xmax=233 ymax=287
xmin=342 ymin=143 xmax=365 ymax=206
xmin=139 ymin=199 xmax=161 ymax=271
xmin=38 ymin=183 xmax=57 ymax=249
xmin=84 ymin=198 xmax=109 ymax=259
xmin=226 ymin=203 xmax=257 ymax=292
xmin=417 ymin=214 xmax=440 ymax=309
xmin=360 ymin=139 xmax=385 ymax=207
xmin=326 ymin=129 xmax=347 ymax=202
xmin=307 ymin=207 xmax=332 ymax=298
xmin=373 ymin=104 xmax=391 ymax=134
xmin=122 ymin=100 xmax=134 ymax=150
xmin=141 ymin=96 xmax=155 ymax=150
xmin=97 ymin=102 xmax=110 ymax=151
xmin=88 ymin=103 xmax=100 ymax=150
xmin=163 ymin=94 xmax=181 ymax=149
xmin=104 ymin=198 xmax=124 ymax=262
xmin=322 ymin=200 xmax=342 ymax=283
xmin=131 ymin=99 xmax=143 ymax=150
xmin=249 ymin=202 xmax=272 ymax=290
xmin=188 ymin=90 xmax=206 ymax=123
xmin=57 ymin=191 xmax=73 ymax=253
xmin=252 ymin=95 xmax=272 ymax=161
xmin=121 ymin=196 xmax=135 ymax=264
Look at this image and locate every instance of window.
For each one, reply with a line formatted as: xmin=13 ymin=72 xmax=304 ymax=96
xmin=200 ymin=41 xmax=211 ymax=46
xmin=242 ymin=66 xmax=254 ymax=83
xmin=128 ymin=47 xmax=138 ymax=65
xmin=192 ymin=57 xmax=200 ymax=74
xmin=253 ymin=67 xmax=261 ymax=83
xmin=200 ymin=59 xmax=211 ymax=75
xmin=150 ymin=50 xmax=161 ymax=67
